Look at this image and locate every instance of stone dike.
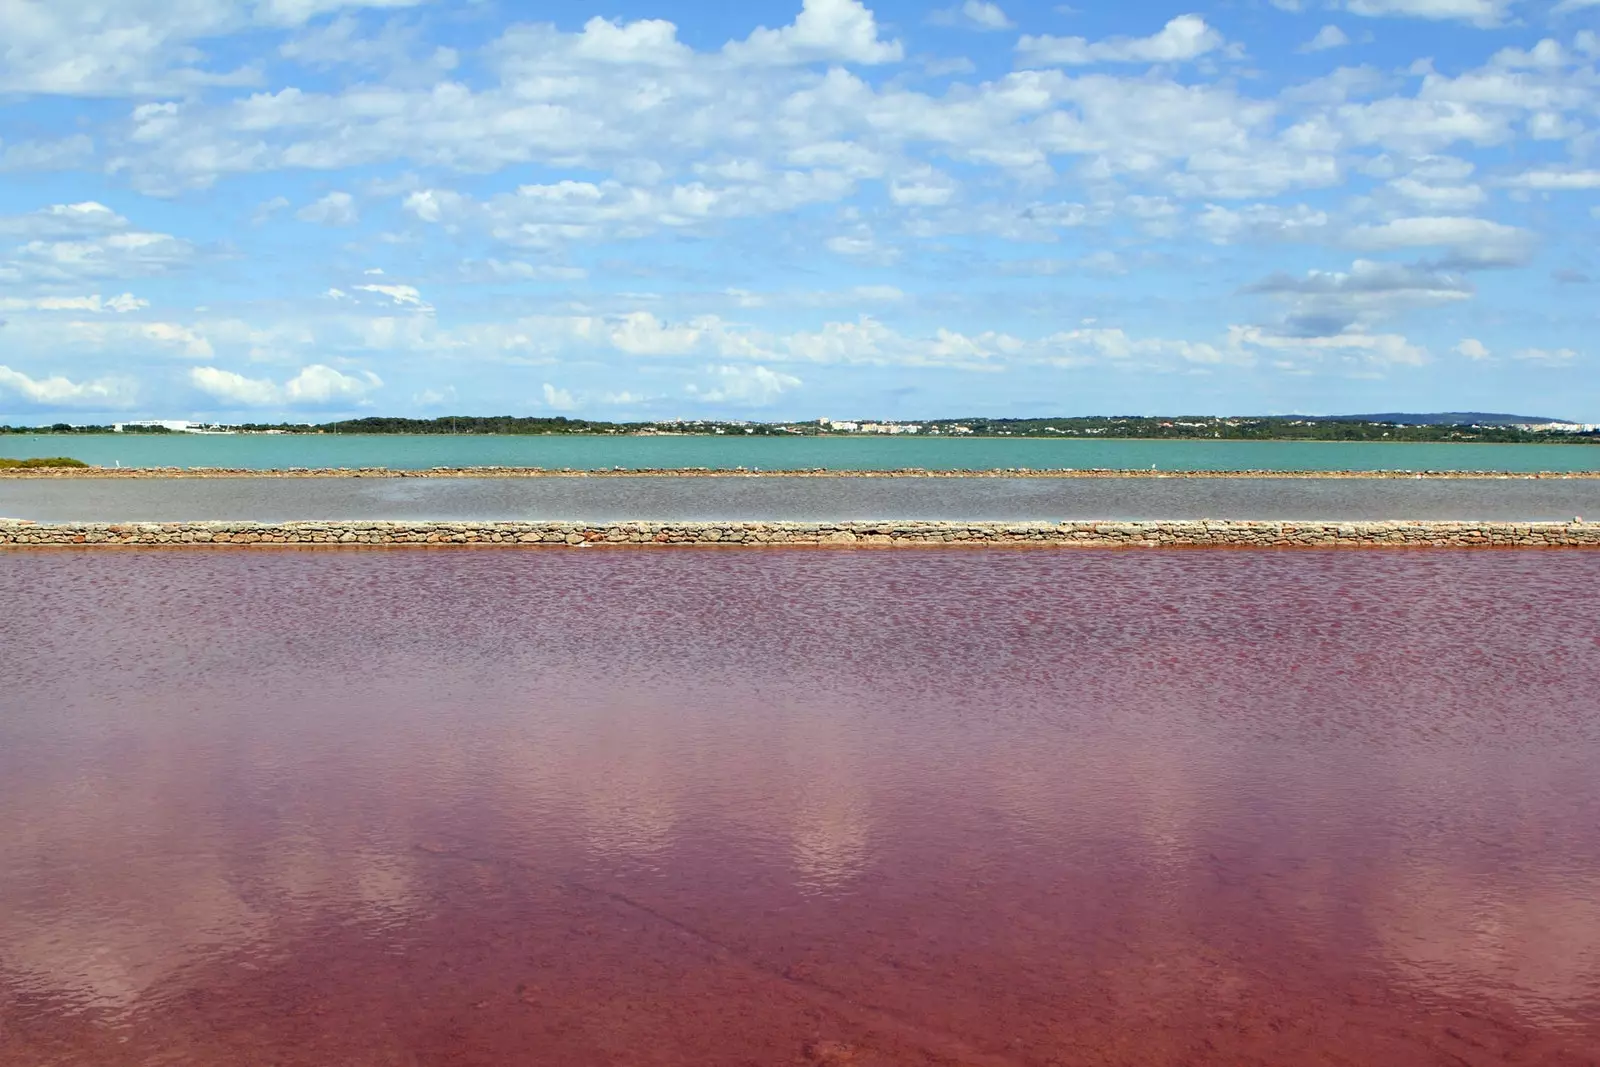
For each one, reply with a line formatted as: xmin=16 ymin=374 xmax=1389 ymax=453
xmin=3 ymin=519 xmax=1598 ymax=548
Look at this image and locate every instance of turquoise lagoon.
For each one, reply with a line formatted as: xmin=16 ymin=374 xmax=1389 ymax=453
xmin=3 ymin=433 xmax=1599 ymax=472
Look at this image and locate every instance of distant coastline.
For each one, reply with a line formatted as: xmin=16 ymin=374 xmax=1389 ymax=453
xmin=6 ymin=412 xmax=1600 ymax=446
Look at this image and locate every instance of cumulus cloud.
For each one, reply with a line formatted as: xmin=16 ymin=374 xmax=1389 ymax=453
xmin=404 ymin=173 xmax=859 ymax=248
xmin=138 ymin=322 xmax=216 ymax=359
xmin=1501 ymin=169 xmax=1600 ymax=191
xmin=930 ymin=1 xmax=1014 ymax=31
xmin=189 ymin=363 xmax=382 ymax=406
xmin=1455 ymin=338 xmax=1490 ymax=360
xmin=1017 ymin=15 xmax=1225 ymax=66
xmin=0 ymin=201 xmax=129 ymax=237
xmin=1246 ymin=259 xmax=1473 ymax=336
xmin=0 ymin=293 xmax=147 ymax=313
xmin=686 ymin=364 xmax=804 ymax=404
xmin=0 ymin=0 xmax=434 ymax=95
xmin=1299 ymin=26 xmax=1351 ymax=53
xmin=1231 ymin=325 xmax=1429 ymax=367
xmin=723 ymin=0 xmax=903 ymax=65
xmin=1345 ymin=216 xmax=1535 ymax=268
xmin=354 ymin=283 xmax=429 ymax=308
xmin=0 ymin=202 xmax=194 ymax=284
xmin=1343 ymin=0 xmax=1512 ymax=27
xmin=0 ymin=135 xmax=95 ymax=172
xmin=541 ymin=383 xmax=576 ymax=411
xmin=1198 ymin=203 xmax=1331 ymax=244
xmin=607 ymin=311 xmax=710 ymax=356
xmin=1386 ymin=176 xmax=1486 ymax=210
xmin=296 ymin=191 xmax=359 ymax=225
xmin=1511 ymin=347 xmax=1578 ymax=365
xmin=0 ymin=365 xmax=135 ymax=407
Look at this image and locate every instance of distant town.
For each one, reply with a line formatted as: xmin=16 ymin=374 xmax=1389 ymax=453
xmin=4 ymin=413 xmax=1599 ymax=444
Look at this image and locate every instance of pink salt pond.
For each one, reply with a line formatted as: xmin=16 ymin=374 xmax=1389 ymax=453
xmin=1 ymin=548 xmax=1598 ymax=1066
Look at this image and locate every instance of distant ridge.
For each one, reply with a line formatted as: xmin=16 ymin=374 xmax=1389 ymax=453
xmin=1305 ymin=412 xmax=1572 ymax=426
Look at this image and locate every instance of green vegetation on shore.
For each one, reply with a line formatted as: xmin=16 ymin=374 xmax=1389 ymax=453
xmin=3 ymin=414 xmax=1597 ymax=444
xmin=0 ymin=457 xmax=89 ymax=469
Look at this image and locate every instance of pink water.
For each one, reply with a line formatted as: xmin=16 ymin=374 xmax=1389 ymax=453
xmin=2 ymin=549 xmax=1598 ymax=1066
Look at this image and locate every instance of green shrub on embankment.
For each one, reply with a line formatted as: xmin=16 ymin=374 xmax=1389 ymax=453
xmin=0 ymin=457 xmax=89 ymax=469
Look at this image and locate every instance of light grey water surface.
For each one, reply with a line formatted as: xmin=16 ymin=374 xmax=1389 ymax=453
xmin=5 ymin=433 xmax=1600 ymax=472
xmin=5 ymin=476 xmax=1599 ymax=522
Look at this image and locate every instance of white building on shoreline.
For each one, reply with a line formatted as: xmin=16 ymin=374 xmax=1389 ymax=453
xmin=112 ymin=420 xmax=237 ymax=434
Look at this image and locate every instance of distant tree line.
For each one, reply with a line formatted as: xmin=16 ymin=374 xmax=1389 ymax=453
xmin=4 ymin=414 xmax=1597 ymax=443
xmin=0 ymin=422 xmax=172 ymax=434
xmin=918 ymin=416 xmax=1600 ymax=444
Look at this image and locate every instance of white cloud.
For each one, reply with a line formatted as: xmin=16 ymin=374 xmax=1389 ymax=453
xmin=723 ymin=0 xmax=903 ymax=65
xmin=1501 ymin=169 xmax=1600 ymax=191
xmin=405 ymin=173 xmax=860 ymax=248
xmin=1247 ymin=259 xmax=1474 ymax=337
xmin=0 ymin=0 xmax=438 ymax=95
xmin=1345 ymin=215 xmax=1535 ymax=268
xmin=6 ymin=232 xmax=195 ymax=282
xmin=253 ymin=0 xmax=427 ymax=28
xmin=1231 ymin=325 xmax=1429 ymax=367
xmin=1455 ymin=338 xmax=1491 ymax=360
xmin=1335 ymin=99 xmax=1513 ymax=154
xmin=0 ymin=365 xmax=135 ymax=407
xmin=413 ymin=385 xmax=456 ymax=407
xmin=1017 ymin=15 xmax=1225 ymax=66
xmin=1299 ymin=25 xmax=1351 ymax=53
xmin=354 ymin=283 xmax=429 ymax=308
xmin=1343 ymin=0 xmax=1512 ymax=27
xmin=930 ymin=1 xmax=1014 ymax=31
xmin=1553 ymin=0 xmax=1600 ymax=12
xmin=0 ymin=293 xmax=147 ymax=313
xmin=190 ymin=366 xmax=282 ymax=407
xmin=607 ymin=311 xmax=708 ymax=356
xmin=687 ymin=364 xmax=804 ymax=404
xmin=189 ymin=363 xmax=382 ymax=406
xmin=541 ymin=382 xmax=576 ymax=411
xmin=1511 ymin=347 xmax=1578 ymax=365
xmin=139 ymin=322 xmax=215 ymax=359
xmin=1386 ymin=176 xmax=1486 ymax=209
xmin=296 ymin=191 xmax=358 ymax=225
xmin=285 ymin=364 xmax=381 ymax=402
xmin=888 ymin=168 xmax=960 ymax=206
xmin=0 ymin=202 xmax=194 ymax=285
xmin=1198 ymin=203 xmax=1331 ymax=244
xmin=0 ymin=201 xmax=128 ymax=238
xmin=253 ymin=196 xmax=291 ymax=222
xmin=0 ymin=135 xmax=94 ymax=172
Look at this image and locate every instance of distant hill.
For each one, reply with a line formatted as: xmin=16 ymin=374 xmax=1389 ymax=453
xmin=1305 ymin=412 xmax=1573 ymax=426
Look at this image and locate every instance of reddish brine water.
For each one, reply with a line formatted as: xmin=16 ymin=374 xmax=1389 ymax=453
xmin=2 ymin=548 xmax=1598 ymax=1066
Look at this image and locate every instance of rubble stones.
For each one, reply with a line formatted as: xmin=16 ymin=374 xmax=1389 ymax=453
xmin=3 ymin=519 xmax=1598 ymax=548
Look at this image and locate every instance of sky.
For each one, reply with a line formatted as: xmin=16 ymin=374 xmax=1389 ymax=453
xmin=2 ymin=0 xmax=1600 ymax=423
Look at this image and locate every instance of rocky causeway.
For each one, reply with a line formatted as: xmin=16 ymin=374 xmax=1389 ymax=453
xmin=4 ymin=519 xmax=1598 ymax=547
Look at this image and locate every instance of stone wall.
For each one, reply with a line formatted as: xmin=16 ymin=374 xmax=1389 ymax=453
xmin=3 ymin=519 xmax=1599 ymax=547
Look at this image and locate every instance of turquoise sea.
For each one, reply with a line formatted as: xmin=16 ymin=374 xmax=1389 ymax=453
xmin=4 ymin=433 xmax=1600 ymax=472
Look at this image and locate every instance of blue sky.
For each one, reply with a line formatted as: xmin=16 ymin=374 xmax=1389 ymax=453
xmin=2 ymin=0 xmax=1599 ymax=422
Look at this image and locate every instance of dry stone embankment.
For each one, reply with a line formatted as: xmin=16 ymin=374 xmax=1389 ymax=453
xmin=3 ymin=519 xmax=1597 ymax=548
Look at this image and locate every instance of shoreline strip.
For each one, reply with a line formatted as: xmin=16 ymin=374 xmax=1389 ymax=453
xmin=4 ymin=519 xmax=1597 ymax=548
